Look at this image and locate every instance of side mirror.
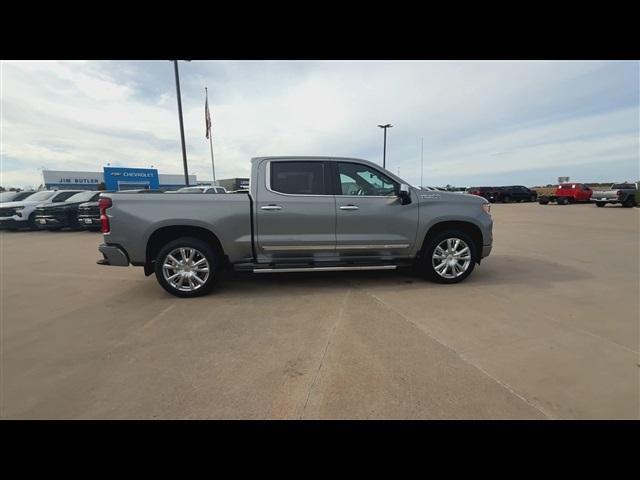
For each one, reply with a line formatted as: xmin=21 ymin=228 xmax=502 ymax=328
xmin=399 ymin=184 xmax=412 ymax=205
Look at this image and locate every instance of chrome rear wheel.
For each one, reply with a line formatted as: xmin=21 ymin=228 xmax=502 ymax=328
xmin=162 ymin=247 xmax=211 ymax=292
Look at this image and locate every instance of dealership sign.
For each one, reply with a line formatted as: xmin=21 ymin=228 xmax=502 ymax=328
xmin=42 ymin=170 xmax=104 ymax=186
xmin=103 ymin=167 xmax=160 ymax=190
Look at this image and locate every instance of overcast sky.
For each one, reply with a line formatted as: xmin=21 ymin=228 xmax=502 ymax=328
xmin=1 ymin=60 xmax=638 ymax=189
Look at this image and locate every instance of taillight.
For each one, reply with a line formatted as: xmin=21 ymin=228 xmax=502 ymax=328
xmin=98 ymin=197 xmax=112 ymax=234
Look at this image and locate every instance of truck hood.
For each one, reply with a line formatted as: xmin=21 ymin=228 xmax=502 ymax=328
xmin=0 ymin=200 xmax=46 ymax=208
xmin=417 ymin=187 xmax=486 ymax=204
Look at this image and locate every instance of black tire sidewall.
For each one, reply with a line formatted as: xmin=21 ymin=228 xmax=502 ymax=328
xmin=420 ymin=230 xmax=477 ymax=284
xmin=154 ymin=237 xmax=220 ymax=298
xmin=596 ymin=202 xmax=605 ymax=207
xmin=28 ymin=213 xmax=38 ymax=230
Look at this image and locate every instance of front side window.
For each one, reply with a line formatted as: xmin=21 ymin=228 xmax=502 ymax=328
xmin=337 ymin=162 xmax=397 ymax=196
xmin=270 ymin=162 xmax=326 ymax=195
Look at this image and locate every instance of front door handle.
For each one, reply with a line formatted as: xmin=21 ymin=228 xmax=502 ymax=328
xmin=339 ymin=205 xmax=359 ymax=210
xmin=261 ymin=205 xmax=282 ymax=211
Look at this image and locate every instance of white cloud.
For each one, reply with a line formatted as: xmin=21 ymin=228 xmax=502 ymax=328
xmin=1 ymin=60 xmax=638 ymax=188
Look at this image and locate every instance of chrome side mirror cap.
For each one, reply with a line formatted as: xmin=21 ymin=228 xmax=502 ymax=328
xmin=399 ymin=183 xmax=412 ymax=205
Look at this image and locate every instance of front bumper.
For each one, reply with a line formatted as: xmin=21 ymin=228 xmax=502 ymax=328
xmin=98 ymin=244 xmax=130 ymax=266
xmin=0 ymin=217 xmax=28 ymax=229
xmin=34 ymin=216 xmax=69 ymax=228
xmin=77 ymin=216 xmax=101 ymax=228
xmin=481 ymin=244 xmax=492 ymax=259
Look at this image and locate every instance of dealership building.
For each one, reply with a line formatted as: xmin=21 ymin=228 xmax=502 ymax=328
xmin=42 ymin=167 xmax=250 ymax=192
xmin=42 ymin=167 xmax=198 ymax=191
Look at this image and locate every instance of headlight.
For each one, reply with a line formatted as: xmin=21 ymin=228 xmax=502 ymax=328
xmin=481 ymin=203 xmax=491 ymax=215
xmin=14 ymin=207 xmax=25 ymax=216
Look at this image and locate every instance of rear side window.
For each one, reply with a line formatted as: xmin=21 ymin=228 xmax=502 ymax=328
xmin=270 ymin=162 xmax=326 ymax=195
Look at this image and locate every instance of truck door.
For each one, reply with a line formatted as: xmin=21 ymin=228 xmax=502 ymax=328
xmin=333 ymin=161 xmax=419 ymax=257
xmin=255 ymin=160 xmax=336 ymax=259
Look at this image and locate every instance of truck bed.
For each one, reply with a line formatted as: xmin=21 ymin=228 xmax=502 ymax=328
xmin=102 ymin=192 xmax=254 ymax=265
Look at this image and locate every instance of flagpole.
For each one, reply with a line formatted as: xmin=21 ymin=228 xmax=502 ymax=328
xmin=209 ymin=134 xmax=216 ymax=185
xmin=205 ymin=87 xmax=216 ymax=185
xmin=420 ymin=137 xmax=424 ymax=188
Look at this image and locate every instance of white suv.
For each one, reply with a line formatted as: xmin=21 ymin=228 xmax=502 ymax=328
xmin=0 ymin=189 xmax=87 ymax=230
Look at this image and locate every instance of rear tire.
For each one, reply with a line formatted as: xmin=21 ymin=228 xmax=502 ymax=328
xmin=502 ymin=195 xmax=511 ymax=203
xmin=154 ymin=237 xmax=221 ymax=298
xmin=538 ymin=197 xmax=549 ymax=205
xmin=557 ymin=197 xmax=569 ymax=205
xmin=420 ymin=230 xmax=477 ymax=284
xmin=530 ymin=195 xmax=537 ymax=202
xmin=622 ymin=197 xmax=636 ymax=208
xmin=595 ymin=202 xmax=606 ymax=208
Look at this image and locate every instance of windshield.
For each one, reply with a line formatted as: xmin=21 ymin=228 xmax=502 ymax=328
xmin=65 ymin=191 xmax=98 ymax=203
xmin=1 ymin=191 xmax=34 ymax=202
xmin=23 ymin=190 xmax=57 ymax=201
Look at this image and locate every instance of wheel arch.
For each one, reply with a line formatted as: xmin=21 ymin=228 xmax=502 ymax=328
xmin=145 ymin=225 xmax=225 ymax=276
xmin=420 ymin=220 xmax=484 ymax=264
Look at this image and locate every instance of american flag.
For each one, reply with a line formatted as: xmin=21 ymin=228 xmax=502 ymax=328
xmin=205 ymin=89 xmax=212 ymax=139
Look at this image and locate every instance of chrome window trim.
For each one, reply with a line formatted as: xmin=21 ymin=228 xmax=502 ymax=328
xmin=335 ymin=161 xmax=400 ymax=199
xmin=265 ymin=160 xmax=332 ymax=197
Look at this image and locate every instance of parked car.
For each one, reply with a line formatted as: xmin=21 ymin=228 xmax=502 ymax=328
xmin=97 ymin=156 xmax=494 ymax=297
xmin=591 ymin=183 xmax=637 ymax=208
xmin=495 ymin=185 xmax=538 ymax=203
xmin=0 ymin=189 xmax=84 ymax=230
xmin=0 ymin=191 xmax=36 ymax=203
xmin=466 ymin=187 xmax=502 ymax=203
xmin=34 ymin=191 xmax=102 ymax=230
xmin=176 ymin=186 xmax=228 ymax=194
xmin=538 ymin=183 xmax=593 ymax=205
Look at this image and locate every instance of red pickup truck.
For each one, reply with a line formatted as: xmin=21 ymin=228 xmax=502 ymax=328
xmin=538 ymin=183 xmax=593 ymax=205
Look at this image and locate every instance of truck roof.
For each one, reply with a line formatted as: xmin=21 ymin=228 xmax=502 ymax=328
xmin=251 ymin=156 xmax=369 ymax=164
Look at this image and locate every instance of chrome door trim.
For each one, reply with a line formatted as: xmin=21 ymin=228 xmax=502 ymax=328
xmin=336 ymin=244 xmax=410 ymax=250
xmin=253 ymin=265 xmax=397 ymax=273
xmin=262 ymin=245 xmax=336 ymax=251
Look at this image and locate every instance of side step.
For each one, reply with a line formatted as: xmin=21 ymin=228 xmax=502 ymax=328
xmin=252 ymin=265 xmax=397 ymax=274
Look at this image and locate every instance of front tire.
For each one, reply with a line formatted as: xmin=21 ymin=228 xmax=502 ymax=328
xmin=28 ymin=213 xmax=39 ymax=230
xmin=420 ymin=230 xmax=477 ymax=284
xmin=154 ymin=237 xmax=221 ymax=298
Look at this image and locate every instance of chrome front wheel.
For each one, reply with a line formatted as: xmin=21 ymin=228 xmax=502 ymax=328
xmin=431 ymin=238 xmax=472 ymax=279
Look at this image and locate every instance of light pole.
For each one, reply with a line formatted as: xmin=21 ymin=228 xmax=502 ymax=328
xmin=378 ymin=124 xmax=393 ymax=169
xmin=173 ymin=60 xmax=191 ymax=186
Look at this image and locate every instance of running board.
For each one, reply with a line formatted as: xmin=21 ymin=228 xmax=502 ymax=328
xmin=252 ymin=265 xmax=397 ymax=273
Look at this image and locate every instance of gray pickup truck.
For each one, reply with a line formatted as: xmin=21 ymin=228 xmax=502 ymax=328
xmin=97 ymin=157 xmax=493 ymax=297
xmin=591 ymin=183 xmax=638 ymax=208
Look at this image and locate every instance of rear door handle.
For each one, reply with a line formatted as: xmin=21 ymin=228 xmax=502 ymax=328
xmin=339 ymin=205 xmax=359 ymax=210
xmin=261 ymin=205 xmax=282 ymax=211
